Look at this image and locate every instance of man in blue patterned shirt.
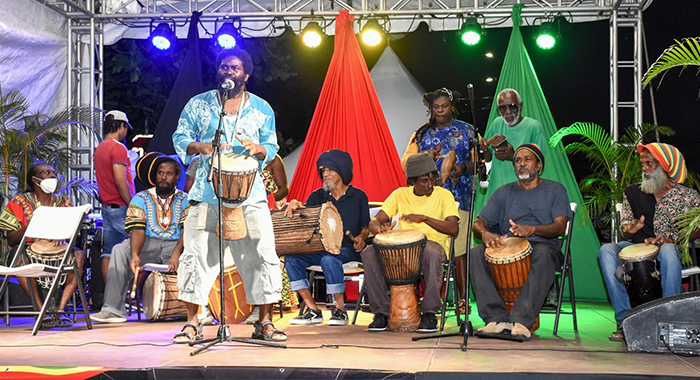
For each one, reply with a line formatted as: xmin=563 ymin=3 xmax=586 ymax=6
xmin=92 ymin=155 xmax=189 ymax=323
xmin=172 ymin=47 xmax=286 ymax=343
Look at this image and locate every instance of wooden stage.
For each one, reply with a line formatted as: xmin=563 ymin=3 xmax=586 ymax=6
xmin=1 ymin=301 xmax=699 ymax=379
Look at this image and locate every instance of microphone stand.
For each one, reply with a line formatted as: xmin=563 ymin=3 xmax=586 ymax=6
xmin=191 ymin=88 xmax=285 ymax=356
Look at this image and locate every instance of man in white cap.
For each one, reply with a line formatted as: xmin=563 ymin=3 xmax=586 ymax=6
xmin=94 ymin=110 xmax=135 ymax=284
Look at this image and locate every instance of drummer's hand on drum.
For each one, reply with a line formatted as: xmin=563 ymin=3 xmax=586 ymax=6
xmin=400 ymin=213 xmax=426 ymax=224
xmin=509 ymin=219 xmax=535 ymax=238
xmin=168 ymin=253 xmax=180 ymax=273
xmin=644 ymin=236 xmax=673 ymax=245
xmin=235 ymin=134 xmax=266 ymax=160
xmin=378 ymin=220 xmax=397 ymax=234
xmin=481 ymin=230 xmax=506 ymax=249
xmin=623 ymin=215 xmax=645 ymax=235
xmin=284 ymin=199 xmax=304 ymax=218
xmin=130 ymin=256 xmax=141 ymax=275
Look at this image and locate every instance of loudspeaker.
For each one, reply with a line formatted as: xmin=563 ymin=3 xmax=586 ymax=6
xmin=622 ymin=292 xmax=700 ymax=355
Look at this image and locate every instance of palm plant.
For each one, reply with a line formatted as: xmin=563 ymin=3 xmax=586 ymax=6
xmin=642 ymin=37 xmax=700 ymax=89
xmin=0 ymin=82 xmax=101 ymax=201
xmin=549 ymin=122 xmax=673 ymax=219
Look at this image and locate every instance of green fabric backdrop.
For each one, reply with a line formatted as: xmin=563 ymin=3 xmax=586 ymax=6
xmin=472 ymin=5 xmax=606 ymax=301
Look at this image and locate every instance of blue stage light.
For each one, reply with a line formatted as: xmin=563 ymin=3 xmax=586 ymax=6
xmin=150 ymin=22 xmax=175 ymax=51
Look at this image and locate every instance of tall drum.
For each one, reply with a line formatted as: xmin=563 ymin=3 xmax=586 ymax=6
xmin=618 ymin=243 xmax=663 ymax=308
xmin=211 ymin=153 xmax=258 ymax=240
xmin=373 ymin=230 xmax=426 ymax=332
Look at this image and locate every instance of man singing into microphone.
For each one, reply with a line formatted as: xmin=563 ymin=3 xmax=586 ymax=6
xmin=172 ymin=47 xmax=285 ymax=343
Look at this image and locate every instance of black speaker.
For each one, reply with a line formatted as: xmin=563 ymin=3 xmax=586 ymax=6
xmin=622 ymin=291 xmax=700 ymax=355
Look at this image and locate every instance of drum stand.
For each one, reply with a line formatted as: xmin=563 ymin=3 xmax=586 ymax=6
xmin=191 ymin=89 xmax=285 ymax=356
xmin=411 ymin=136 xmax=484 ymax=351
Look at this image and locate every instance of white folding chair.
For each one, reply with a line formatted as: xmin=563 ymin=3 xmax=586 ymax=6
xmin=0 ymin=204 xmax=93 ymax=335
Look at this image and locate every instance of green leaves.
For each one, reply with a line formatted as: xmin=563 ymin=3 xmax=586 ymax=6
xmin=642 ymin=37 xmax=700 ymax=89
xmin=675 ymin=207 xmax=700 ymax=265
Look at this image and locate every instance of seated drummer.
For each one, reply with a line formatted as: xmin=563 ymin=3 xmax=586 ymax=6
xmin=284 ymin=150 xmax=370 ymax=326
xmin=598 ymin=143 xmax=700 ymax=342
xmin=361 ymin=152 xmax=459 ymax=333
xmin=471 ymin=144 xmax=570 ymax=342
xmin=0 ymin=163 xmax=86 ymax=328
xmin=91 ymin=154 xmax=189 ymax=324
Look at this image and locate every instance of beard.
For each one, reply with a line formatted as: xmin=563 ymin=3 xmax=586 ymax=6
xmin=640 ymin=165 xmax=668 ymax=194
xmin=322 ymin=178 xmax=336 ymax=192
xmin=156 ymin=181 xmax=175 ymax=197
xmin=216 ymin=73 xmax=245 ymax=96
xmin=517 ymin=167 xmax=538 ymax=183
xmin=503 ymin=109 xmax=521 ymax=126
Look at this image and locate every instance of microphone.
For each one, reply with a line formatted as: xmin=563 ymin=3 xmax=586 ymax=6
xmin=478 ymin=163 xmax=489 ymax=189
xmin=221 ymin=79 xmax=235 ymax=91
xmin=470 ymin=136 xmax=489 ymax=188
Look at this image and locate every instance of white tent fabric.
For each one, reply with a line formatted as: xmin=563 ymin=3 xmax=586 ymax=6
xmin=0 ymin=1 xmax=67 ymax=116
xmin=284 ymin=45 xmax=425 ymax=183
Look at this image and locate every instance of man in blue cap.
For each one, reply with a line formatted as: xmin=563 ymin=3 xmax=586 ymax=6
xmin=284 ymin=149 xmax=370 ymax=326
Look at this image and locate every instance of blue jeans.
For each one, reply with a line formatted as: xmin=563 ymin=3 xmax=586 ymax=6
xmin=101 ymin=205 xmax=128 ymax=257
xmin=598 ymin=241 xmax=682 ymax=325
xmin=285 ymin=247 xmax=360 ymax=295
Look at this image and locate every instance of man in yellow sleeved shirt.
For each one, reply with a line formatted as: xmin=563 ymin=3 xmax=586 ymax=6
xmin=361 ymin=152 xmax=459 ymax=333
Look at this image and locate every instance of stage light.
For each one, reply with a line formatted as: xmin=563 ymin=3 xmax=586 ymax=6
xmin=150 ymin=21 xmax=176 ymax=51
xmin=485 ymin=52 xmax=494 ymax=58
xmin=459 ymin=16 xmax=482 ymax=46
xmin=535 ymin=15 xmax=569 ymax=50
xmin=301 ymin=21 xmax=324 ymax=48
xmin=216 ymin=22 xmax=240 ymax=49
xmin=361 ymin=18 xmax=384 ymax=47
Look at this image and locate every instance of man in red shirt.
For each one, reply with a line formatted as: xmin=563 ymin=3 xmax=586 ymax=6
xmin=94 ymin=110 xmax=135 ymax=283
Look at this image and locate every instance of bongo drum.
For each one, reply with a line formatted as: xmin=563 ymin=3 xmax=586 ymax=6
xmin=211 ymin=153 xmax=258 ymax=241
xmin=26 ymin=240 xmax=72 ymax=288
xmin=270 ymin=202 xmax=343 ymax=255
xmin=208 ymin=265 xmax=253 ymax=324
xmin=142 ymin=272 xmax=188 ymax=321
xmin=485 ymin=237 xmax=540 ymax=331
xmin=373 ymin=230 xmax=427 ymax=332
xmin=618 ymin=243 xmax=663 ymax=308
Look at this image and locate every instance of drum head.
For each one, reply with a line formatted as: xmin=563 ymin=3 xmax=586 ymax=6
xmin=619 ymin=243 xmax=660 ymax=262
xmin=28 ymin=240 xmax=68 ymax=256
xmin=212 ymin=152 xmax=258 ymax=173
xmin=319 ymin=202 xmax=343 ymax=254
xmin=373 ymin=229 xmax=426 ymax=246
xmin=485 ymin=237 xmax=531 ymax=263
xmin=141 ymin=272 xmax=162 ymax=320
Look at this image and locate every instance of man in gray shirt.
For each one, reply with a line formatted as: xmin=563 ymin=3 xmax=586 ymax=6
xmin=470 ymin=143 xmax=571 ymax=341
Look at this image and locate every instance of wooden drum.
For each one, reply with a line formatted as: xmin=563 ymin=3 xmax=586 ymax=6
xmin=142 ymin=272 xmax=188 ymax=321
xmin=618 ymin=243 xmax=662 ymax=308
xmin=208 ymin=264 xmax=253 ymax=324
xmin=485 ymin=237 xmax=539 ymax=331
xmin=211 ymin=153 xmax=258 ymax=240
xmin=271 ymin=202 xmax=343 ymax=256
xmin=27 ymin=240 xmax=72 ymax=289
xmin=373 ymin=230 xmax=427 ymax=332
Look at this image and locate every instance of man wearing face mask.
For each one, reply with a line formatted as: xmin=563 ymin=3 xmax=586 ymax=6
xmin=94 ymin=110 xmax=135 ymax=284
xmin=481 ymin=89 xmax=546 ymax=200
xmin=91 ymin=154 xmax=189 ymax=324
xmin=598 ymin=143 xmax=700 ymax=342
xmin=0 ymin=163 xmax=86 ymax=327
xmin=283 ymin=150 xmax=370 ymax=326
xmin=470 ymin=144 xmax=571 ymax=342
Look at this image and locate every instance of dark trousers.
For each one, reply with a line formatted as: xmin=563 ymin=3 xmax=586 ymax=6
xmin=470 ymin=241 xmax=562 ymax=328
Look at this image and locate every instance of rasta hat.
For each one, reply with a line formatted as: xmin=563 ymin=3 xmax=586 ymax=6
xmin=514 ymin=143 xmax=545 ymax=173
xmin=136 ymin=152 xmax=179 ymax=187
xmin=637 ymin=143 xmax=687 ymax=183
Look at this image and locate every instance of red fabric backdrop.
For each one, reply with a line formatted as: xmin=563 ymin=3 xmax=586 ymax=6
xmin=287 ymin=11 xmax=405 ymax=203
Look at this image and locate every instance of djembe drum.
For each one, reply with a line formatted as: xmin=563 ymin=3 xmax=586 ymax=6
xmin=211 ymin=152 xmax=258 ymax=240
xmin=26 ymin=240 xmax=72 ymax=289
xmin=270 ymin=202 xmax=344 ymax=256
xmin=373 ymin=230 xmax=427 ymax=332
xmin=618 ymin=243 xmax=663 ymax=307
xmin=485 ymin=237 xmax=540 ymax=331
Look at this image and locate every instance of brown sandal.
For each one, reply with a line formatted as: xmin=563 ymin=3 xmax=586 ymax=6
xmin=252 ymin=320 xmax=287 ymax=341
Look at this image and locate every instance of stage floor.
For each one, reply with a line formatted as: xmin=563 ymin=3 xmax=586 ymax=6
xmin=1 ymin=301 xmax=699 ymax=378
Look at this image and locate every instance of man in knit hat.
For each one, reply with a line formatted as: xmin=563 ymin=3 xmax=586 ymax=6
xmin=361 ymin=152 xmax=459 ymax=333
xmin=470 ymin=144 xmax=571 ymax=342
xmin=284 ymin=149 xmax=370 ymax=326
xmin=599 ymin=143 xmax=700 ymax=342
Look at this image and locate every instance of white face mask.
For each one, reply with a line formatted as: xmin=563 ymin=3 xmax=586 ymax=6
xmin=34 ymin=177 xmax=58 ymax=193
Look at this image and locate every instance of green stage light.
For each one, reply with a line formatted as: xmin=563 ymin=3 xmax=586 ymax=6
xmin=535 ymin=16 xmax=568 ymax=50
xmin=536 ymin=28 xmax=556 ymax=49
xmin=459 ymin=17 xmax=482 ymax=46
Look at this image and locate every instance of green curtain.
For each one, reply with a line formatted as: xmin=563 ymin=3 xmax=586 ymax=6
xmin=472 ymin=4 xmax=606 ymax=301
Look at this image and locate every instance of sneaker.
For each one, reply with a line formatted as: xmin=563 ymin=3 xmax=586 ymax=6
xmin=609 ymin=325 xmax=624 ymax=342
xmin=91 ymin=310 xmax=127 ymax=323
xmin=289 ymin=308 xmax=323 ymax=325
xmin=417 ymin=313 xmax=437 ymax=333
xmin=246 ymin=306 xmax=260 ymax=325
xmin=328 ymin=307 xmax=349 ymax=326
xmin=368 ymin=313 xmax=388 ymax=332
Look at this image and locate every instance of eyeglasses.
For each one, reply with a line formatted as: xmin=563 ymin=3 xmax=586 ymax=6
xmin=497 ymin=103 xmax=519 ymax=113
